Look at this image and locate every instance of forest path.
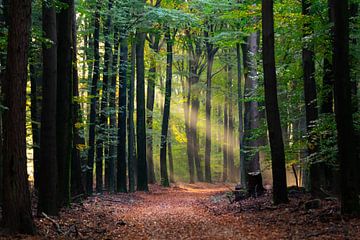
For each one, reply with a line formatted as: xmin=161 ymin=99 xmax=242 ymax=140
xmin=31 ymin=183 xmax=291 ymax=239
xmin=71 ymin=183 xmax=280 ymax=240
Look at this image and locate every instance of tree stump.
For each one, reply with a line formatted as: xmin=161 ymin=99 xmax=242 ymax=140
xmin=247 ymin=171 xmax=265 ymax=197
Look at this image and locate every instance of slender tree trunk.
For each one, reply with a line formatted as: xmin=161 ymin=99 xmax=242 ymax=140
xmin=38 ymin=0 xmax=58 ymax=216
xmin=262 ymin=0 xmax=288 ymax=204
xmin=223 ymin=99 xmax=228 ymax=182
xmin=159 ymin=30 xmax=173 ymax=187
xmin=128 ymin=39 xmax=136 ymax=192
xmin=86 ymin=1 xmax=100 ymax=195
xmin=302 ymin=0 xmax=324 ymax=197
xmin=333 ymin=0 xmax=360 ymax=215
xmin=237 ymin=43 xmax=245 ymax=187
xmin=96 ymin=0 xmax=113 ymax=193
xmin=71 ymin=3 xmax=85 ymax=197
xmin=117 ymin=34 xmax=128 ymax=193
xmin=2 ymin=0 xmax=36 ymax=233
xmin=205 ymin=55 xmax=214 ymax=183
xmin=168 ymin=130 xmax=174 ymax=183
xmin=109 ymin=29 xmax=119 ymax=192
xmin=146 ymin=37 xmax=159 ymax=184
xmin=182 ymin=70 xmax=195 ymax=183
xmin=243 ymin=33 xmax=261 ymax=187
xmin=228 ymin=65 xmax=235 ymax=182
xmin=56 ymin=0 xmax=73 ymax=206
xmin=136 ymin=30 xmax=148 ymax=191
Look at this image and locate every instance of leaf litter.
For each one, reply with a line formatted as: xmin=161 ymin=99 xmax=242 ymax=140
xmin=0 ymin=183 xmax=359 ymax=239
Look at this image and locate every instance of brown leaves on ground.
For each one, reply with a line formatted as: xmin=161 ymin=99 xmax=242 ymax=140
xmin=1 ymin=183 xmax=359 ymax=239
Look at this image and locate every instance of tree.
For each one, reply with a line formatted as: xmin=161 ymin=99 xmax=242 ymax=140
xmin=38 ymin=0 xmax=58 ymax=216
xmin=301 ymin=0 xmax=324 ymax=197
xmin=243 ymin=33 xmax=261 ymax=188
xmin=159 ymin=29 xmax=174 ymax=187
xmin=86 ymin=1 xmax=101 ymax=195
xmin=117 ymin=34 xmax=128 ymax=193
xmin=333 ymin=0 xmax=360 ymax=215
xmin=262 ymin=0 xmax=288 ymax=205
xmin=136 ymin=28 xmax=148 ymax=191
xmin=71 ymin=1 xmax=85 ymax=197
xmin=108 ymin=28 xmax=119 ymax=192
xmin=204 ymin=23 xmax=219 ymax=183
xmin=128 ymin=39 xmax=136 ymax=192
xmin=57 ymin=0 xmax=73 ymax=206
xmin=2 ymin=0 xmax=36 ymax=233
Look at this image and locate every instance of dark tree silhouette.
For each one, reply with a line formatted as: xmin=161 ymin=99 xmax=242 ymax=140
xmin=2 ymin=0 xmax=36 ymax=233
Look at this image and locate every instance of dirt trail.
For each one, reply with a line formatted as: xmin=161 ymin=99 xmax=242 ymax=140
xmin=7 ymin=183 xmax=358 ymax=239
xmin=75 ymin=183 xmax=280 ymax=240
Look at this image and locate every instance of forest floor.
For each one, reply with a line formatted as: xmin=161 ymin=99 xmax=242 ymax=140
xmin=1 ymin=183 xmax=360 ymax=240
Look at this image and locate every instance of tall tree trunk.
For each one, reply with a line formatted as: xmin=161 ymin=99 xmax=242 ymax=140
xmin=302 ymin=0 xmax=324 ymax=197
xmin=223 ymin=99 xmax=228 ymax=182
xmin=71 ymin=2 xmax=85 ymax=197
xmin=128 ymin=39 xmax=136 ymax=192
xmin=205 ymin=54 xmax=214 ymax=183
xmin=189 ymin=68 xmax=203 ymax=182
xmin=228 ymin=65 xmax=235 ymax=182
xmin=136 ymin=30 xmax=148 ymax=191
xmin=96 ymin=0 xmax=113 ymax=193
xmin=2 ymin=0 xmax=36 ymax=233
xmin=168 ymin=130 xmax=174 ymax=183
xmin=204 ymin=28 xmax=218 ymax=183
xmin=350 ymin=3 xmax=358 ymax=112
xmin=38 ymin=0 xmax=58 ymax=216
xmin=0 ymin=0 xmax=7 ymax=204
xmin=243 ymin=33 xmax=261 ymax=187
xmin=182 ymin=69 xmax=195 ymax=183
xmin=237 ymin=43 xmax=245 ymax=187
xmin=56 ymin=0 xmax=73 ymax=207
xmin=262 ymin=0 xmax=288 ymax=204
xmin=146 ymin=36 xmax=159 ymax=184
xmin=86 ymin=1 xmax=100 ymax=195
xmin=333 ymin=0 xmax=360 ymax=215
xmin=117 ymin=35 xmax=128 ymax=193
xmin=159 ymin=30 xmax=173 ymax=187
xmin=108 ymin=29 xmax=119 ymax=192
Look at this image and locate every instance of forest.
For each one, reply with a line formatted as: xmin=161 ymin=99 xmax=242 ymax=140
xmin=0 ymin=0 xmax=359 ymax=239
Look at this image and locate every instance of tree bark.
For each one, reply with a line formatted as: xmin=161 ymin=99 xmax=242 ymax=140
xmin=136 ymin=30 xmax=148 ymax=191
xmin=57 ymin=0 xmax=73 ymax=206
xmin=117 ymin=34 xmax=128 ymax=193
xmin=128 ymin=39 xmax=136 ymax=192
xmin=159 ymin=30 xmax=173 ymax=187
xmin=223 ymin=99 xmax=228 ymax=182
xmin=237 ymin=43 xmax=245 ymax=187
xmin=262 ymin=0 xmax=288 ymax=204
xmin=333 ymin=0 xmax=360 ymax=215
xmin=38 ymin=0 xmax=58 ymax=216
xmin=243 ymin=33 xmax=261 ymax=187
xmin=2 ymin=0 xmax=36 ymax=233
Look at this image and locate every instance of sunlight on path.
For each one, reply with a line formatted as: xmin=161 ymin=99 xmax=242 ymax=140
xmin=108 ymin=183 xmax=270 ymax=240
